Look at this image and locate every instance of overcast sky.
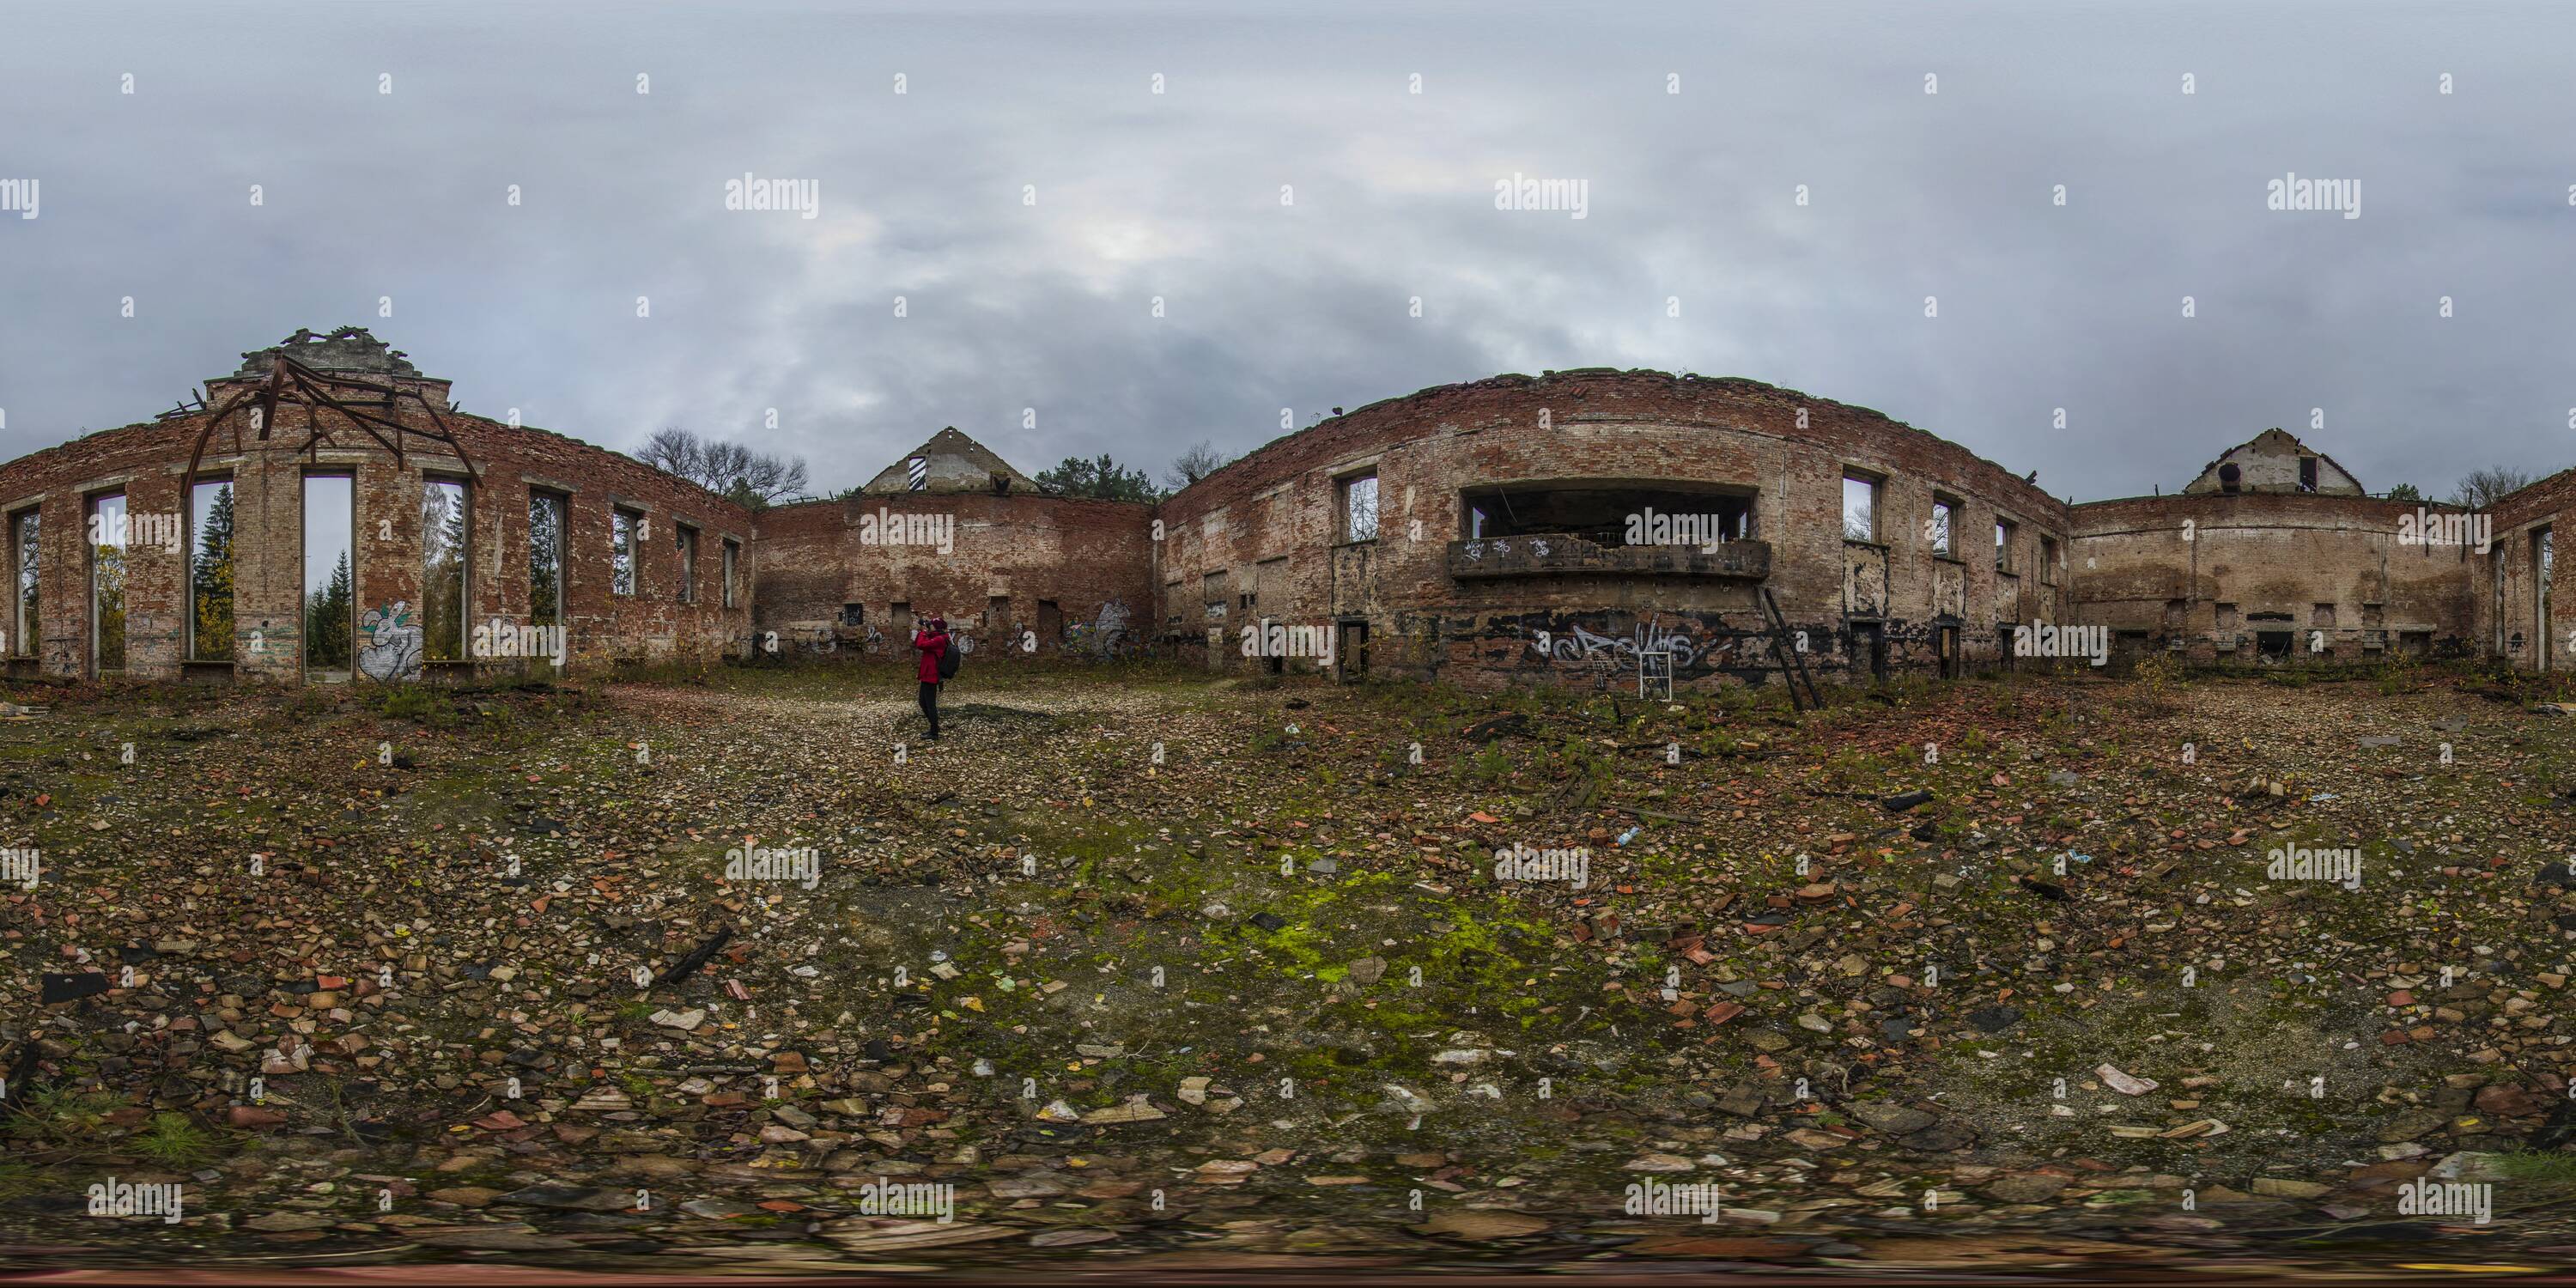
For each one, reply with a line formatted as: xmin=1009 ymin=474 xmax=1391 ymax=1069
xmin=2 ymin=1 xmax=2570 ymax=502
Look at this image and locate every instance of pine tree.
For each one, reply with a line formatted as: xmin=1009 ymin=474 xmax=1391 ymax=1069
xmin=421 ymin=487 xmax=467 ymax=659
xmin=528 ymin=496 xmax=563 ymax=626
xmin=306 ymin=550 xmax=353 ymax=669
xmin=192 ymin=483 xmax=235 ymax=659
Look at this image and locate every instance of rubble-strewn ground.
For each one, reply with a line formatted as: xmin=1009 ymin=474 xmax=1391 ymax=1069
xmin=8 ymin=656 xmax=2576 ymax=1277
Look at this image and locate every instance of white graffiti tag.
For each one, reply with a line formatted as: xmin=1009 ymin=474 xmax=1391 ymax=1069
xmin=1524 ymin=617 xmax=1727 ymax=674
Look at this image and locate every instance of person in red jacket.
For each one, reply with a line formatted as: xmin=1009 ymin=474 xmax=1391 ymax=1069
xmin=911 ymin=614 xmax=950 ymax=740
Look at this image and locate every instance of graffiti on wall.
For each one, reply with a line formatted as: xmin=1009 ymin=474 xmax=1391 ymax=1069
xmin=1465 ymin=609 xmax=1998 ymax=689
xmin=1510 ymin=611 xmax=1745 ymax=680
xmin=357 ymin=601 xmax=423 ymax=683
xmin=1064 ymin=598 xmax=1138 ymax=659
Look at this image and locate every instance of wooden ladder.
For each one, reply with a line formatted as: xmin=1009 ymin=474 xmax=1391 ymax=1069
xmin=1759 ymin=587 xmax=1822 ymax=712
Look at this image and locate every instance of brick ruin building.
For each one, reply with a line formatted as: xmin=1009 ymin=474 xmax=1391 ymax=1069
xmin=1 ymin=333 xmax=2567 ymax=690
xmin=0 ymin=329 xmax=752 ymax=683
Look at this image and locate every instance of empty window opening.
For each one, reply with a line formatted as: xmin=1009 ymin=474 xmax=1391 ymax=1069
xmin=189 ymin=479 xmax=235 ymax=661
xmin=1929 ymin=499 xmax=1954 ymax=557
xmin=91 ymin=493 xmax=128 ymax=674
xmin=421 ymin=479 xmax=467 ymax=662
xmin=11 ymin=509 xmax=36 ymax=659
xmin=302 ymin=476 xmax=355 ymax=678
xmin=1342 ymin=473 xmax=1380 ymax=543
xmin=611 ymin=507 xmax=641 ymax=597
xmin=528 ymin=492 xmax=567 ymax=633
xmin=1842 ymin=474 xmax=1879 ymax=542
xmin=2540 ymin=527 xmax=2555 ymax=671
xmin=1464 ymin=483 xmax=1753 ymax=544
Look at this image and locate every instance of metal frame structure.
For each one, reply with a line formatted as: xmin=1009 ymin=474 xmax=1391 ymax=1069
xmin=179 ymin=348 xmax=477 ymax=503
xmin=171 ymin=345 xmax=478 ymax=670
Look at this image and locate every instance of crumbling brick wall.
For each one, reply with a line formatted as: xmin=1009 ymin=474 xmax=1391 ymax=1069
xmin=750 ymin=493 xmax=1153 ymax=660
xmin=1149 ymin=369 xmax=2072 ymax=691
xmin=2485 ymin=465 xmax=2576 ymax=671
xmin=2069 ymin=493 xmax=2477 ymax=665
xmin=0 ymin=375 xmax=754 ymax=683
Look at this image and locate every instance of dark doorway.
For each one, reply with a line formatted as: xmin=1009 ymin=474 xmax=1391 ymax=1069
xmin=1851 ymin=621 xmax=1887 ymax=682
xmin=2113 ymin=631 xmax=2154 ymax=672
xmin=1336 ymin=619 xmax=1370 ymax=679
xmin=1933 ymin=622 xmax=1960 ymax=679
xmin=1037 ymin=599 xmax=1062 ymax=652
xmin=2256 ymin=630 xmax=2293 ymax=659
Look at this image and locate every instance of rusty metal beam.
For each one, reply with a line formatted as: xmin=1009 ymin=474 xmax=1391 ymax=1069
xmin=178 ymin=353 xmax=481 ymax=537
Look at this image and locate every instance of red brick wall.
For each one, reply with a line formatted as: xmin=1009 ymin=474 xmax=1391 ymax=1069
xmin=1148 ymin=369 xmax=2073 ymax=690
xmin=2485 ymin=466 xmax=2576 ymax=670
xmin=0 ymin=380 xmax=754 ymax=683
xmin=750 ymin=493 xmax=1153 ymax=659
xmin=2069 ymin=493 xmax=2478 ymax=664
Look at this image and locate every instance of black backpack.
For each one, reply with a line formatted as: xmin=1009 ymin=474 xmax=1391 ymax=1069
xmin=937 ymin=639 xmax=962 ymax=680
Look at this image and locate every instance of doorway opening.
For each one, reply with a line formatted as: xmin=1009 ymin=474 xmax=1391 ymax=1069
xmin=1336 ymin=619 xmax=1370 ymax=679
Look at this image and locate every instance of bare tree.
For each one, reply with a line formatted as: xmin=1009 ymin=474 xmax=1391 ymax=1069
xmin=638 ymin=428 xmax=810 ymax=508
xmin=1165 ymin=440 xmax=1230 ymax=491
xmin=2453 ymin=465 xmax=2534 ymax=511
xmin=638 ymin=428 xmax=706 ymax=480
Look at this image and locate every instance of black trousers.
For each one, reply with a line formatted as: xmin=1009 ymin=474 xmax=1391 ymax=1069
xmin=919 ymin=680 xmax=939 ymax=733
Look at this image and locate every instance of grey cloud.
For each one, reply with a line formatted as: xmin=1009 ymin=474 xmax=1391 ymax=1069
xmin=1 ymin=0 xmax=2568 ymax=502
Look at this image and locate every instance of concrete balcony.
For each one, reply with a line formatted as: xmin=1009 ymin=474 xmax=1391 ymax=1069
xmin=1447 ymin=534 xmax=1771 ymax=580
